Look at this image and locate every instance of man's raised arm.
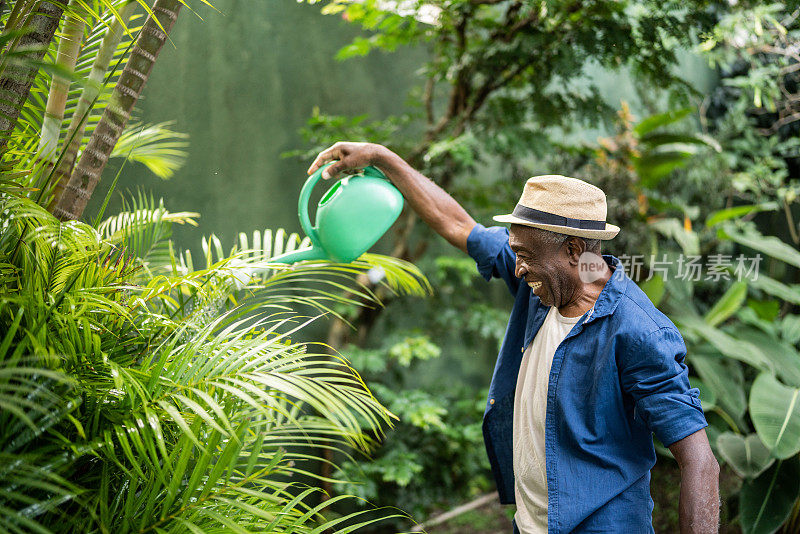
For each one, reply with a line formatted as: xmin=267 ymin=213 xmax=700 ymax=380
xmin=307 ymin=142 xmax=477 ymax=253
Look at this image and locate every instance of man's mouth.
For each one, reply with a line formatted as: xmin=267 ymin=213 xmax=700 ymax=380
xmin=527 ymin=280 xmax=543 ymax=292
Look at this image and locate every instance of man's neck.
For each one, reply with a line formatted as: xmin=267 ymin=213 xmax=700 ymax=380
xmin=558 ymin=262 xmax=613 ymax=318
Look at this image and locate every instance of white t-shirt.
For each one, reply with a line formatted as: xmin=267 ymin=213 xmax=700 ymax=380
xmin=513 ymin=306 xmax=581 ymax=533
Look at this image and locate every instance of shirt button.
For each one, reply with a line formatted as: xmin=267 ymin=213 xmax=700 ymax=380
xmin=521 ymin=346 xmax=525 ymax=353
xmin=489 ymin=398 xmax=495 ymax=405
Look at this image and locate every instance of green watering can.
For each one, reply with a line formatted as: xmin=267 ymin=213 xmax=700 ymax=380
xmin=270 ymin=162 xmax=404 ymax=264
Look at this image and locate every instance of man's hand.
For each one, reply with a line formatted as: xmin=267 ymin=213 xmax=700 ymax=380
xmin=668 ymin=429 xmax=720 ymax=533
xmin=306 ymin=142 xmax=390 ymax=180
xmin=307 ymin=141 xmax=476 ymax=252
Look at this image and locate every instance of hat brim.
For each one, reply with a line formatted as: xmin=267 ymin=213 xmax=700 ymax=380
xmin=493 ymin=214 xmax=620 ymax=240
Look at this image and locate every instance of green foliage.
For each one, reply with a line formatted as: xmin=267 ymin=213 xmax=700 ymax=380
xmin=388 ymin=335 xmax=441 ymax=367
xmin=335 ymin=336 xmax=491 ymax=528
xmin=290 ymin=0 xmax=800 ymax=531
xmin=648 ymin=7 xmax=800 ymax=531
xmin=2 ymin=0 xmax=194 ymax=220
xmin=375 ymin=385 xmax=447 ymax=431
xmin=585 ymin=102 xmax=726 ymax=262
xmin=739 ymin=459 xmax=800 ymax=534
xmin=704 ymin=281 xmax=748 ymax=328
xmin=282 ymin=107 xmax=410 ymax=162
xmin=719 ymin=221 xmax=800 ymax=269
xmin=0 ymin=180 xmax=432 ymax=531
xmin=749 ymin=373 xmax=800 ymax=459
xmin=111 ymin=122 xmax=190 ymax=179
xmin=297 ymin=0 xmax=728 ymax=217
xmin=716 ymin=432 xmax=775 ymax=479
xmin=699 ymin=2 xmax=800 ymax=211
xmin=632 ymin=108 xmax=722 ymax=188
xmin=0 ymin=1 xmax=437 ymax=531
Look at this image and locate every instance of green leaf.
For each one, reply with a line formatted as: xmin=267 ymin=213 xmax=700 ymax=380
xmin=750 ymin=373 xmax=800 ymax=459
xmin=740 ymin=459 xmax=800 ymax=534
xmin=782 ymin=315 xmax=800 ymax=345
xmin=716 ymin=432 xmax=774 ymax=479
xmin=735 ymin=328 xmax=800 ymax=388
xmin=110 ymin=122 xmax=189 ymax=179
xmin=387 ymin=336 xmax=441 ymax=367
xmin=335 ymin=36 xmax=373 ymax=60
xmin=748 ymin=274 xmax=800 ymax=306
xmin=746 ymin=299 xmax=781 ymax=322
xmin=686 ymin=321 xmax=772 ymax=372
xmin=691 ymin=355 xmax=746 ymax=422
xmin=638 ymin=132 xmax=721 ymax=152
xmin=706 ymin=202 xmax=779 ymax=227
xmin=635 ymin=151 xmax=693 ymax=185
xmin=634 ymin=107 xmax=693 ymax=136
xmin=638 ymin=275 xmax=665 ymax=307
xmin=719 ymin=223 xmax=800 ymax=269
xmin=704 ymin=281 xmax=747 ymax=327
xmin=649 ymin=218 xmax=699 ymax=256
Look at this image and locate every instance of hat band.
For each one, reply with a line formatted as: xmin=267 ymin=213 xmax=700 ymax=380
xmin=512 ymin=204 xmax=606 ymax=230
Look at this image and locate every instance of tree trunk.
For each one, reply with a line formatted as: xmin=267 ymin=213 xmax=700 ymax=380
xmin=51 ymin=0 xmax=182 ymax=221
xmin=38 ymin=0 xmax=84 ymax=163
xmin=48 ymin=1 xmax=137 ymax=207
xmin=0 ymin=1 xmax=63 ymax=152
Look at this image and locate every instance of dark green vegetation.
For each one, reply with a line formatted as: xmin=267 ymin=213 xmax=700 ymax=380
xmin=0 ymin=194 xmax=430 ymax=531
xmin=1 ymin=0 xmax=432 ymax=531
xmin=283 ymin=1 xmax=800 ymax=532
xmin=3 ymin=0 xmax=800 ymax=533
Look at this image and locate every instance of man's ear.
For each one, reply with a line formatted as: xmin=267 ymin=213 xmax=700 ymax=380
xmin=565 ymin=237 xmax=586 ymax=265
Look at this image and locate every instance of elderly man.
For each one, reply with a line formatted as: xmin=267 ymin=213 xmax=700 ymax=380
xmin=307 ymin=142 xmax=720 ymax=533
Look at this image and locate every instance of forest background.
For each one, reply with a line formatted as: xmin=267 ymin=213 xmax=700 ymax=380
xmin=3 ymin=0 xmax=800 ymax=532
xmin=114 ymin=1 xmax=800 ymax=531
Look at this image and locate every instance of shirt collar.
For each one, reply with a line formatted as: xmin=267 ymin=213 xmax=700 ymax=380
xmin=584 ymin=255 xmax=627 ymax=323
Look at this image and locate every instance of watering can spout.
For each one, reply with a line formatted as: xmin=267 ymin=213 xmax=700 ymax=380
xmin=269 ymin=246 xmax=329 ymax=264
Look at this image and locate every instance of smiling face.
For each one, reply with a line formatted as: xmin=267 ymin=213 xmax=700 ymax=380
xmin=508 ymin=224 xmax=591 ymax=309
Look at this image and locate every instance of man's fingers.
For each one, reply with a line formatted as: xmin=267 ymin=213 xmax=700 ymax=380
xmin=320 ymin=160 xmax=354 ymax=180
xmin=307 ymin=144 xmax=344 ymax=175
xmin=307 ymin=142 xmax=370 ymax=178
xmin=306 ymin=153 xmax=332 ymax=175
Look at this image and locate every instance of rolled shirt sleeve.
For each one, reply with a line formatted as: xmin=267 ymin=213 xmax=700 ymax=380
xmin=619 ymin=326 xmax=708 ymax=447
xmin=466 ymin=224 xmax=520 ymax=295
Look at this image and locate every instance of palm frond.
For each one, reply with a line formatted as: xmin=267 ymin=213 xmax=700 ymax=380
xmin=97 ymin=191 xmax=198 ymax=275
xmin=0 ymin=317 xmax=82 ymax=533
xmin=95 ymin=418 xmax=401 ymax=532
xmin=110 ymin=121 xmax=189 ymax=179
xmin=114 ymin=312 xmax=391 ymax=444
xmin=0 ymin=187 xmax=424 ymax=531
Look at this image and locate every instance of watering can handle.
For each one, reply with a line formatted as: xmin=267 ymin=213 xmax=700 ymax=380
xmin=298 ymin=163 xmax=330 ymax=248
xmin=362 ymin=165 xmax=388 ymax=179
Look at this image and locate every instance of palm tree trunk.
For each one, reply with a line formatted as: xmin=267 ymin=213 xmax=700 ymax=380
xmin=38 ymin=0 xmax=84 ymax=163
xmin=0 ymin=1 xmax=63 ymax=152
xmin=51 ymin=0 xmax=182 ymax=221
xmin=48 ymin=1 xmax=137 ymax=206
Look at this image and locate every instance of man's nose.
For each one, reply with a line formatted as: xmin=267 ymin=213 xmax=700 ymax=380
xmin=515 ymin=262 xmax=527 ymax=279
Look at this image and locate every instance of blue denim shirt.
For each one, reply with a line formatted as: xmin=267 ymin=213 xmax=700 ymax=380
xmin=467 ymin=224 xmax=707 ymax=533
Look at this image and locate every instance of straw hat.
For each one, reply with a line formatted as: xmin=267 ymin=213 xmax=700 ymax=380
xmin=493 ymin=175 xmax=619 ymax=240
